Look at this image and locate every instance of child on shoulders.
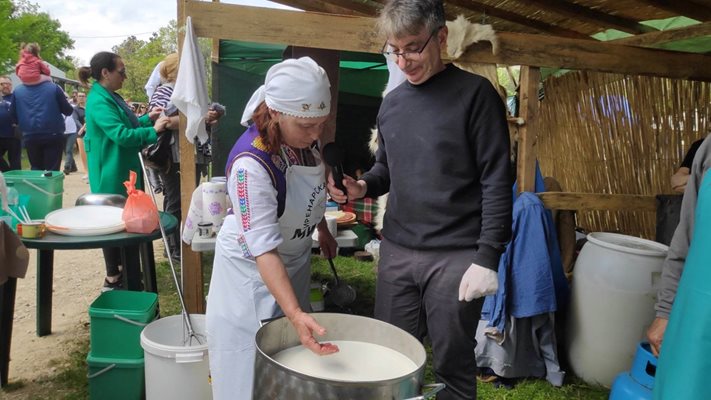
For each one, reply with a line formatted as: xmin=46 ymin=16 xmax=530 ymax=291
xmin=15 ymin=42 xmax=52 ymax=85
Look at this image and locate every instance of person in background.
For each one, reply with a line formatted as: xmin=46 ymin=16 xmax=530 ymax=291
xmin=651 ymin=134 xmax=711 ymax=399
xmin=78 ymin=51 xmax=170 ymax=290
xmin=671 ymin=138 xmax=704 ymax=193
xmin=327 ymin=1 xmax=512 ymax=399
xmin=10 ymin=73 xmax=73 ymax=171
xmin=145 ymin=52 xmax=224 ymax=262
xmin=647 ymin=134 xmax=711 ymax=356
xmin=15 ymin=42 xmax=52 ymax=85
xmin=0 ymin=76 xmax=21 ymax=172
xmin=144 ymin=60 xmax=162 ymax=100
xmin=207 ymin=57 xmax=339 ymax=399
xmin=74 ymin=92 xmax=89 ymax=183
xmin=62 ymin=93 xmax=81 ymax=175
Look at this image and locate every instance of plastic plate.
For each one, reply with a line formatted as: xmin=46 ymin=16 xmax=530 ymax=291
xmin=45 ymin=205 xmax=125 ymax=236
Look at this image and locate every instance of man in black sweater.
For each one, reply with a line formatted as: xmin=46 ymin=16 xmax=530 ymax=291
xmin=327 ymin=1 xmax=512 ymax=399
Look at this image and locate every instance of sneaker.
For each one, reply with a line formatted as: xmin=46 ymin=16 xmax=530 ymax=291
xmin=81 ymin=174 xmax=89 ymax=184
xmin=101 ymin=277 xmax=123 ymax=292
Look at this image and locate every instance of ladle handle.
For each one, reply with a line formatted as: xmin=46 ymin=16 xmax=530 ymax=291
xmin=328 ymin=258 xmax=341 ymax=283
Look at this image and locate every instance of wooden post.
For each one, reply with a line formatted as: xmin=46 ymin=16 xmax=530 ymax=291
xmin=516 ymin=66 xmax=540 ymax=193
xmin=178 ymin=0 xmax=204 ymax=313
xmin=211 ymin=0 xmax=221 ymax=64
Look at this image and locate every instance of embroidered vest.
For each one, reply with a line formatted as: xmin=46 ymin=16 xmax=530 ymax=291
xmin=226 ymin=125 xmax=287 ymax=217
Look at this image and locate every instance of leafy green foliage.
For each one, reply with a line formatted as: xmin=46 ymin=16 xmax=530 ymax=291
xmin=110 ymin=19 xmax=213 ymax=103
xmin=0 ymin=0 xmax=74 ymax=73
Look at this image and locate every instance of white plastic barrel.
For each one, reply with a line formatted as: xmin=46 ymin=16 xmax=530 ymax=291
xmin=141 ymin=314 xmax=212 ymax=400
xmin=566 ymin=233 xmax=667 ymax=387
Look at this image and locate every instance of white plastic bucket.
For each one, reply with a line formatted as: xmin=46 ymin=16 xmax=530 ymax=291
xmin=566 ymin=233 xmax=667 ymax=387
xmin=141 ymin=314 xmax=212 ymax=400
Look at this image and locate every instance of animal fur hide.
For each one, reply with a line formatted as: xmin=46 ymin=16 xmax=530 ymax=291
xmin=446 ymin=15 xmax=505 ymax=101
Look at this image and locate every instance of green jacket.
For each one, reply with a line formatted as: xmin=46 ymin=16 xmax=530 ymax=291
xmin=84 ymin=82 xmax=157 ymax=195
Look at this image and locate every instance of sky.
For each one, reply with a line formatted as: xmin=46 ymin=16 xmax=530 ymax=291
xmin=31 ymin=0 xmax=296 ymax=66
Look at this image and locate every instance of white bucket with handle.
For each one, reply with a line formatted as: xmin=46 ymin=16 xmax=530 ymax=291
xmin=140 ymin=314 xmax=211 ymax=399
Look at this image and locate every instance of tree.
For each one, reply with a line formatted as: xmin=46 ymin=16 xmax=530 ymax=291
xmin=0 ymin=0 xmax=74 ymax=73
xmin=112 ymin=20 xmax=212 ymax=102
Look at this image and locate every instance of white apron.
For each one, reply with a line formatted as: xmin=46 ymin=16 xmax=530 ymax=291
xmin=207 ymin=151 xmax=326 ymax=400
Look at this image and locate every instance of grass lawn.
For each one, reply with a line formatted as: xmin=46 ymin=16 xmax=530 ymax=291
xmin=1 ymin=254 xmax=610 ymax=399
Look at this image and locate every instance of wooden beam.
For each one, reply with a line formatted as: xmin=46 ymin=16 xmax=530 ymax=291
xmin=526 ymin=0 xmax=655 ymax=34
xmin=320 ymin=0 xmax=380 ymax=16
xmin=458 ymin=31 xmax=711 ymax=81
xmin=178 ymin=0 xmax=204 ymax=314
xmin=185 ymin=1 xmax=711 ymax=81
xmin=269 ymin=0 xmax=364 ymax=15
xmin=537 ymin=192 xmax=657 ymax=211
xmin=446 ymin=0 xmax=592 ymax=39
xmin=186 ymin=1 xmax=381 ymax=51
xmin=516 ymin=66 xmax=540 ymax=193
xmin=642 ymin=0 xmax=711 ymax=22
xmin=612 ymin=21 xmax=711 ymax=47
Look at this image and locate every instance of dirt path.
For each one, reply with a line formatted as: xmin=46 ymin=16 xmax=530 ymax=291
xmin=5 ymin=170 xmax=166 ymax=394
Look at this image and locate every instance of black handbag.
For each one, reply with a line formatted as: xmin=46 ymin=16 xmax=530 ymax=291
xmin=141 ymin=131 xmax=173 ymax=171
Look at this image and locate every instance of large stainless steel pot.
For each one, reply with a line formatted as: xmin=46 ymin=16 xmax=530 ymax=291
xmin=254 ymin=313 xmax=443 ymax=400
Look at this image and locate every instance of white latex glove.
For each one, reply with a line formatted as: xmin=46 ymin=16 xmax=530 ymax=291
xmin=458 ymin=263 xmax=499 ymax=302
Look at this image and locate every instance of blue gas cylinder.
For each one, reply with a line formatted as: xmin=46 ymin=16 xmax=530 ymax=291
xmin=609 ymin=342 xmax=657 ymax=400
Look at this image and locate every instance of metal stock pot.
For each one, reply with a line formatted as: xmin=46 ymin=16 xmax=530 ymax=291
xmin=253 ymin=313 xmax=444 ymax=400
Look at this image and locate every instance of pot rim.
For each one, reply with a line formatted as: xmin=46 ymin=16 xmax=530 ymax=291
xmin=255 ymin=313 xmax=426 ymax=385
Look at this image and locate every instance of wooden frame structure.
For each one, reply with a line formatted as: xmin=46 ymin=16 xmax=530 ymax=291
xmin=176 ymin=0 xmax=710 ymax=311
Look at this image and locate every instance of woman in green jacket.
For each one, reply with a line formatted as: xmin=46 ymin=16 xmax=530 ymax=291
xmin=78 ymin=51 xmax=169 ymax=290
xmin=78 ymin=52 xmax=169 ymax=194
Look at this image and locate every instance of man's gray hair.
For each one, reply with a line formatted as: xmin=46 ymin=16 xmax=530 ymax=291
xmin=376 ymin=0 xmax=445 ymax=39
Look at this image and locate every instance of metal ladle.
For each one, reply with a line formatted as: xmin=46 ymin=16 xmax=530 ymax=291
xmin=327 ymin=258 xmax=356 ymax=308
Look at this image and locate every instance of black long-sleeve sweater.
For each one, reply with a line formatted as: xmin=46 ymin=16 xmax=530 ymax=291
xmin=361 ymin=64 xmax=512 ymax=270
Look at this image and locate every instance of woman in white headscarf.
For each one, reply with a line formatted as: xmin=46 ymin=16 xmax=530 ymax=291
xmin=206 ymin=57 xmax=339 ymax=399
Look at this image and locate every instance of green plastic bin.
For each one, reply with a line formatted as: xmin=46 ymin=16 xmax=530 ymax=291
xmin=2 ymin=170 xmax=64 ymax=220
xmin=89 ymin=291 xmax=158 ymax=359
xmin=87 ymin=354 xmax=144 ymax=400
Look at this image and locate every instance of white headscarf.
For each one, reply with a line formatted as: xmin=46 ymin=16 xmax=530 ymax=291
xmin=240 ymin=57 xmax=331 ymax=127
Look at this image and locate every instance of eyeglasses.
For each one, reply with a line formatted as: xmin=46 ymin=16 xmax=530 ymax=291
xmin=381 ymin=28 xmax=440 ymax=61
xmin=116 ymin=69 xmax=127 ymax=77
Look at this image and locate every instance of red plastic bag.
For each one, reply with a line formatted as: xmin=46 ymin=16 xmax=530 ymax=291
xmin=122 ymin=170 xmax=159 ymax=234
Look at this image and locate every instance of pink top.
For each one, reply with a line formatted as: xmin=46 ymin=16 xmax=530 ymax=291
xmin=15 ymin=50 xmax=51 ymax=84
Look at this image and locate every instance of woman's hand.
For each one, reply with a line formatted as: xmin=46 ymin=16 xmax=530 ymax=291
xmin=327 ymin=173 xmax=366 ymax=204
xmin=288 ymin=309 xmax=339 ymax=355
xmin=317 ymin=222 xmax=338 ymax=259
xmin=148 ymin=107 xmax=164 ymax=121
xmin=153 ymin=116 xmax=171 ymax=133
xmin=255 ymin=251 xmax=338 ymax=356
